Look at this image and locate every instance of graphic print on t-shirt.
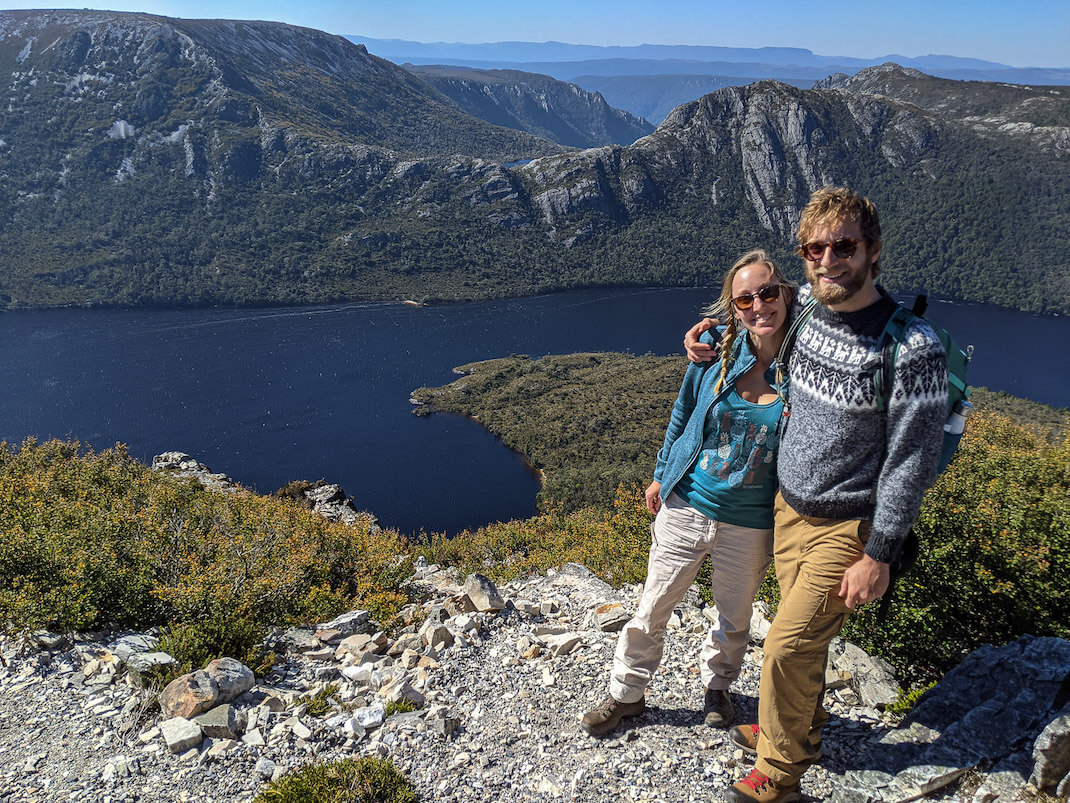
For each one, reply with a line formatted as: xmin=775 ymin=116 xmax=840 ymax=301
xmin=696 ymin=402 xmax=780 ymax=489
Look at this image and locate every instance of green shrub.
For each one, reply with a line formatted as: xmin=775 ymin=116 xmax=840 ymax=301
xmin=885 ymin=681 xmax=937 ymax=718
xmin=0 ymin=439 xmax=412 ymax=640
xmin=842 ymin=412 xmax=1070 ymax=684
xmin=273 ymin=480 xmax=324 ymax=509
xmin=297 ymin=685 xmax=341 ymax=718
xmin=157 ymin=611 xmax=263 ymax=676
xmin=0 ymin=439 xmax=161 ymax=631
xmin=384 ymin=698 xmax=419 ymax=717
xmin=254 ymin=757 xmax=416 ymax=803
xmin=416 ymin=484 xmax=653 ymax=587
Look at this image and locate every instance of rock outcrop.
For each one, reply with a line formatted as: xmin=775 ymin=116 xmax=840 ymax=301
xmin=151 ymin=452 xmax=234 ymax=492
xmin=151 ymin=452 xmax=378 ymax=530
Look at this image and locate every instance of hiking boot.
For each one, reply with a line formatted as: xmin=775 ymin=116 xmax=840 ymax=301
xmin=729 ymin=723 xmax=760 ymax=754
xmin=580 ymin=695 xmax=645 ymax=737
xmin=703 ymin=687 xmax=734 ymax=727
xmin=729 ymin=723 xmax=823 ymax=761
xmin=726 ymin=769 xmax=801 ymax=802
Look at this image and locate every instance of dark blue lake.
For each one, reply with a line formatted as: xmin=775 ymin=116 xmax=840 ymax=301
xmin=2 ymin=288 xmax=1067 ymax=536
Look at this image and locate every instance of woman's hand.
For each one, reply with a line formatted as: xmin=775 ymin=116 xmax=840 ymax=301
xmin=684 ymin=318 xmax=721 ymax=363
xmin=645 ymin=481 xmax=663 ymax=515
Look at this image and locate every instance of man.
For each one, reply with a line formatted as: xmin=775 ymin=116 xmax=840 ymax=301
xmin=685 ymin=187 xmax=948 ymax=802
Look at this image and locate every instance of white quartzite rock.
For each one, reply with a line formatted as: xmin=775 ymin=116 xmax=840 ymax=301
xmin=254 ymin=757 xmax=276 ymax=780
xmin=462 ymin=573 xmax=505 ymax=612
xmin=318 ymin=609 xmax=371 ymax=637
xmin=159 ymin=716 xmax=203 ymax=754
xmin=420 ymin=622 xmax=455 ymax=651
xmin=1031 ymin=712 xmax=1070 ymax=796
xmin=242 ymin=727 xmax=266 ymax=747
xmin=592 ymin=602 xmax=630 ymax=632
xmin=544 ymin=633 xmax=583 ymax=657
xmin=352 ymin=703 xmax=386 ymax=730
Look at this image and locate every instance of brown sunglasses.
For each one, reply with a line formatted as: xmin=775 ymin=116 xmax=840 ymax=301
xmin=732 ymin=283 xmax=786 ymax=310
xmin=796 ymin=238 xmax=861 ymax=261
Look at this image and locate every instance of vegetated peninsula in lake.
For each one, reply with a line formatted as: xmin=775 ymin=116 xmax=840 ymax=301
xmin=2 ymin=288 xmax=1068 ymax=536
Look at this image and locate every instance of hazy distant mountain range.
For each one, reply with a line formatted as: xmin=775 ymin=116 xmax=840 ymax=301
xmin=348 ymin=39 xmax=1069 ymax=77
xmin=352 ymin=38 xmax=1070 ymax=122
xmin=1 ymin=10 xmax=1067 ymax=314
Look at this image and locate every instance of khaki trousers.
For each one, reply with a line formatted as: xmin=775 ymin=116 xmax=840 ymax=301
xmin=610 ymin=492 xmax=773 ymax=704
xmin=755 ymin=491 xmax=870 ymax=786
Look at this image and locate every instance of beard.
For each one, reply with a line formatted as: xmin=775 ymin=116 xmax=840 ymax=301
xmin=805 ymin=260 xmax=873 ymax=305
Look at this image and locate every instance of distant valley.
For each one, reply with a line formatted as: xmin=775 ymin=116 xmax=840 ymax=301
xmin=0 ymin=10 xmax=1067 ymax=314
xmin=356 ymin=38 xmax=1070 ymax=123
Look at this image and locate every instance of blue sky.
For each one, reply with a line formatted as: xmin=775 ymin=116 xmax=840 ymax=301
xmin=3 ymin=1 xmax=1068 ymax=68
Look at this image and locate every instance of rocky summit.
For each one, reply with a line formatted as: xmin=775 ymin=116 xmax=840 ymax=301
xmin=1 ymin=557 xmax=1068 ymax=803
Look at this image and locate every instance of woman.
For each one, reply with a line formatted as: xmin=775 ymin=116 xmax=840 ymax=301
xmin=582 ymin=249 xmax=795 ymax=737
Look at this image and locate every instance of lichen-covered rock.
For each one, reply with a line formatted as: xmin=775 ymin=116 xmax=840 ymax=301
xmin=158 ymin=658 xmax=254 ymax=719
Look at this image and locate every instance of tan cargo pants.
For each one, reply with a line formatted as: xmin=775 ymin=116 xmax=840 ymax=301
xmin=610 ymin=492 xmax=773 ymax=704
xmin=755 ymin=491 xmax=871 ymax=786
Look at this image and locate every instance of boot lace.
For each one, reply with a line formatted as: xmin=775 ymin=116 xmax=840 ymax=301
xmin=594 ymin=697 xmax=618 ymax=715
xmin=742 ymin=769 xmax=771 ymax=792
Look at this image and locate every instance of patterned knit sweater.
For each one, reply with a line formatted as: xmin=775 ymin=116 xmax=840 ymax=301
xmin=777 ymin=287 xmax=948 ymax=563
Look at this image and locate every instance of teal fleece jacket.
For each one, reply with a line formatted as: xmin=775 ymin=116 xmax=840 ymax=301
xmin=653 ymin=330 xmax=786 ymax=503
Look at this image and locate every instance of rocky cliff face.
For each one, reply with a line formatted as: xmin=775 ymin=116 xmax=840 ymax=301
xmin=816 ymin=62 xmax=1070 ymax=150
xmin=525 ymin=79 xmax=952 ymax=240
xmin=406 ymin=65 xmax=654 ymax=148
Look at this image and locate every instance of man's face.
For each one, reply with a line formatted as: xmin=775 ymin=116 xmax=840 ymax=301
xmin=802 ymin=217 xmax=880 ymax=309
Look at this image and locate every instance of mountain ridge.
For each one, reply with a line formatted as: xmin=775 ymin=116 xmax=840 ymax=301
xmin=1 ymin=11 xmax=1067 ymax=314
xmin=405 ymin=64 xmax=654 ymax=147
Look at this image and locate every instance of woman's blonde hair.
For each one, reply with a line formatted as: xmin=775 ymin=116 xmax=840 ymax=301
xmin=701 ymin=249 xmax=795 ymax=394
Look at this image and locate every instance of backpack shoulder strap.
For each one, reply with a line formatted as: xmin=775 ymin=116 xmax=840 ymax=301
xmin=774 ymin=297 xmax=818 ymax=400
xmin=874 ymin=304 xmax=916 ymax=411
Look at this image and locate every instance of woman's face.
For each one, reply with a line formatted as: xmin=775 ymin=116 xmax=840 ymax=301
xmin=731 ymin=264 xmax=790 ymax=340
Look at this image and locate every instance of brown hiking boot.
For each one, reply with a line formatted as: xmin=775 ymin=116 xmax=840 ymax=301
xmin=729 ymin=722 xmax=760 ymax=754
xmin=580 ymin=695 xmax=645 ymax=736
xmin=703 ymin=687 xmax=734 ymax=727
xmin=729 ymin=723 xmax=823 ymax=761
xmin=726 ymin=769 xmax=801 ymax=802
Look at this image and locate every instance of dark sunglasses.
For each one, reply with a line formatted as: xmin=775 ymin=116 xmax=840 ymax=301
xmin=796 ymin=237 xmax=861 ymax=262
xmin=732 ymin=283 xmax=785 ymax=310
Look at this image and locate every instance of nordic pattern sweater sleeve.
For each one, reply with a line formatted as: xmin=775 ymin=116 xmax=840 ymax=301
xmin=777 ymin=292 xmax=947 ymax=563
xmin=868 ymin=317 xmax=948 ymax=561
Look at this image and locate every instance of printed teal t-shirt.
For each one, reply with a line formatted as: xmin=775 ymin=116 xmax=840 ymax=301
xmin=674 ymin=388 xmax=782 ymax=529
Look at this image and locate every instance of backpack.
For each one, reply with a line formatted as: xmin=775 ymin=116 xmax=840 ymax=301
xmin=872 ymin=294 xmax=974 ymax=474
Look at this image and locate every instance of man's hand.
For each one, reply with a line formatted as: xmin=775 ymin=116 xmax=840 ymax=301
xmin=684 ymin=318 xmax=720 ymax=363
xmin=839 ymin=554 xmax=890 ymax=609
xmin=644 ymin=481 xmax=662 ymax=515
